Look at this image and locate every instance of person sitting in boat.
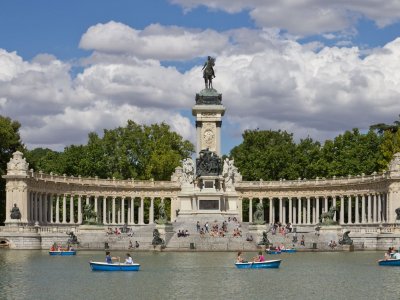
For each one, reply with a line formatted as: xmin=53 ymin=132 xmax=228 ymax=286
xmin=105 ymin=251 xmax=119 ymax=264
xmin=392 ymin=250 xmax=400 ymax=259
xmin=236 ymin=251 xmax=247 ymax=263
xmin=50 ymin=244 xmax=55 ymax=251
xmin=384 ymin=247 xmax=394 ymax=260
xmin=253 ymin=251 xmax=265 ymax=262
xmin=57 ymin=244 xmax=62 ymax=251
xmin=125 ymin=253 xmax=133 ymax=264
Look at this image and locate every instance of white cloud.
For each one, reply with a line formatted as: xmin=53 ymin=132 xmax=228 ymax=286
xmin=79 ymin=21 xmax=229 ymax=60
xmin=170 ymin=0 xmax=400 ymax=35
xmin=3 ymin=21 xmax=400 ymax=154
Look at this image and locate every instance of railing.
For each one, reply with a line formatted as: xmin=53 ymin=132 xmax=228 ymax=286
xmin=236 ymin=172 xmax=389 ymax=189
xmin=28 ymin=170 xmax=180 ymax=189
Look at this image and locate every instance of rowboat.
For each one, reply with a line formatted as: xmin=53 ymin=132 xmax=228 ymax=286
xmin=378 ymin=259 xmax=400 ymax=266
xmin=281 ymin=249 xmax=297 ymax=253
xmin=89 ymin=261 xmax=140 ymax=271
xmin=49 ymin=250 xmax=76 ymax=256
xmin=266 ymin=250 xmax=281 ymax=255
xmin=235 ymin=259 xmax=281 ymax=269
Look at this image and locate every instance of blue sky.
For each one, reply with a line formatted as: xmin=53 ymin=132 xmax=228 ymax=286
xmin=1 ymin=0 xmax=400 ymax=155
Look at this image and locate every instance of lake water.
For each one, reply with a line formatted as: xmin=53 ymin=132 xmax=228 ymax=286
xmin=0 ymin=250 xmax=399 ymax=300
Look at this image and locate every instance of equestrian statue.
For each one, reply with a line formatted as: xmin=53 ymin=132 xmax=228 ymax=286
xmin=202 ymin=56 xmax=216 ymax=89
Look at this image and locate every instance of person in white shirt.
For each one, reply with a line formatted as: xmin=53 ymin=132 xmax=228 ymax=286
xmin=125 ymin=253 xmax=133 ymax=264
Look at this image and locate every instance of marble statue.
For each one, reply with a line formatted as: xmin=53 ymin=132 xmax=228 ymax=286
xmin=182 ymin=158 xmax=195 ymax=184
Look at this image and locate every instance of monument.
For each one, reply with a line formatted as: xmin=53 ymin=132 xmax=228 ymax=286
xmin=176 ymin=56 xmax=241 ymax=219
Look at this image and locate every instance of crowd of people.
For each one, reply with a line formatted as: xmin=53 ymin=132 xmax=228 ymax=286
xmin=177 ymin=230 xmax=190 ymax=237
xmin=106 ymin=226 xmax=134 ymax=237
xmin=195 ymin=218 xmax=242 ymax=238
xmin=271 ymin=222 xmax=293 ymax=236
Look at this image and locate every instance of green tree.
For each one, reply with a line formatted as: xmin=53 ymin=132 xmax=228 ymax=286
xmin=0 ymin=116 xmax=25 ymax=224
xmin=320 ymin=129 xmax=382 ymax=177
xmin=230 ymin=129 xmax=298 ymax=180
xmin=25 ymin=148 xmax=63 ymax=174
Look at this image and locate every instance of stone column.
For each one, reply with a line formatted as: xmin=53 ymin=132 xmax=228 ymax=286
xmin=324 ymin=197 xmax=328 ymax=213
xmin=367 ymin=194 xmax=372 ymax=223
xmin=103 ymin=196 xmax=107 ymax=225
xmin=307 ymin=197 xmax=311 ymax=224
xmin=55 ymin=194 xmax=60 ymax=224
xmin=140 ymin=198 xmax=144 ymax=225
xmin=86 ymin=195 xmax=90 ymax=206
xmin=302 ymin=198 xmax=307 ymax=225
xmin=62 ymin=194 xmax=67 ymax=224
xmin=29 ymin=192 xmax=33 ymax=223
xmin=362 ymin=195 xmax=366 ymax=223
xmin=340 ymin=196 xmax=344 ymax=225
xmin=347 ymin=195 xmax=352 ymax=224
xmin=149 ymin=198 xmax=154 ymax=224
xmin=69 ymin=195 xmax=74 ymax=223
xmin=121 ymin=197 xmax=125 ymax=224
xmin=127 ymin=198 xmax=131 ymax=225
xmin=94 ymin=196 xmax=98 ymax=222
xmin=279 ymin=198 xmax=283 ymax=223
xmin=289 ymin=198 xmax=293 ymax=224
xmin=249 ymin=199 xmax=253 ymax=223
xmin=269 ymin=198 xmax=273 ymax=224
xmin=298 ymin=198 xmax=302 ymax=224
xmin=38 ymin=193 xmax=43 ymax=224
xmin=316 ymin=197 xmax=320 ymax=224
xmin=378 ymin=193 xmax=382 ymax=223
xmin=43 ymin=194 xmax=48 ymax=224
xmin=333 ymin=197 xmax=337 ymax=222
xmin=112 ymin=197 xmax=116 ymax=224
xmin=131 ymin=197 xmax=135 ymax=224
xmin=373 ymin=194 xmax=377 ymax=223
xmin=355 ymin=195 xmax=359 ymax=224
xmin=292 ymin=199 xmax=297 ymax=224
xmin=78 ymin=195 xmax=82 ymax=224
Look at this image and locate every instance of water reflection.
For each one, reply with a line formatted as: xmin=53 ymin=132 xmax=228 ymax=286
xmin=0 ymin=250 xmax=399 ymax=300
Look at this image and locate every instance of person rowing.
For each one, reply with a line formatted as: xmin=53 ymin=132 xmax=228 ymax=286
xmin=105 ymin=251 xmax=119 ymax=264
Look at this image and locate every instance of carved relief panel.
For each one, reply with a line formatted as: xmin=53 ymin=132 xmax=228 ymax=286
xmin=201 ymin=122 xmax=216 ymax=152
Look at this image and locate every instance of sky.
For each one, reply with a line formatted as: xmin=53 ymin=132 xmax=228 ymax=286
xmin=1 ymin=0 xmax=400 ymax=155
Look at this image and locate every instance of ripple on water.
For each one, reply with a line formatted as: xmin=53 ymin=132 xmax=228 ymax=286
xmin=0 ymin=250 xmax=399 ymax=300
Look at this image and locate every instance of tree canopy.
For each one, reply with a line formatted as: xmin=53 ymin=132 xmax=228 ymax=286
xmin=230 ymin=128 xmax=384 ymax=181
xmin=27 ymin=121 xmax=195 ymax=181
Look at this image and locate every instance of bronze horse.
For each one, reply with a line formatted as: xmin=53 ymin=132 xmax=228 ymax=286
xmin=202 ymin=56 xmax=216 ymax=89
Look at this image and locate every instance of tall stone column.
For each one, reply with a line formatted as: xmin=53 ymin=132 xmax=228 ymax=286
xmin=378 ymin=193 xmax=382 ymax=223
xmin=333 ymin=197 xmax=337 ymax=221
xmin=312 ymin=198 xmax=316 ymax=224
xmin=302 ymin=198 xmax=306 ymax=225
xmin=121 ymin=197 xmax=125 ymax=224
xmin=30 ymin=192 xmax=34 ymax=223
xmin=78 ymin=195 xmax=82 ymax=224
xmin=298 ymin=198 xmax=302 ymax=224
xmin=55 ymin=194 xmax=60 ymax=224
xmin=292 ymin=199 xmax=297 ymax=224
xmin=367 ymin=194 xmax=372 ymax=223
xmin=149 ymin=198 xmax=154 ymax=224
xmin=307 ymin=197 xmax=311 ymax=224
xmin=94 ymin=196 xmax=98 ymax=222
xmin=249 ymin=199 xmax=253 ymax=223
xmin=269 ymin=198 xmax=273 ymax=224
xmin=43 ymin=194 xmax=48 ymax=224
xmin=86 ymin=195 xmax=90 ymax=206
xmin=340 ymin=196 xmax=344 ymax=225
xmin=347 ymin=195 xmax=352 ymax=224
xmin=355 ymin=195 xmax=359 ymax=224
xmin=112 ymin=197 xmax=116 ymax=225
xmin=131 ymin=197 xmax=135 ymax=224
xmin=38 ymin=193 xmax=43 ymax=224
xmin=140 ymin=198 xmax=144 ymax=225
xmin=279 ymin=198 xmax=283 ymax=223
xmin=373 ymin=194 xmax=377 ymax=223
xmin=362 ymin=194 xmax=366 ymax=223
xmin=69 ymin=195 xmax=74 ymax=223
xmin=324 ymin=197 xmax=328 ymax=213
xmin=316 ymin=197 xmax=320 ymax=224
xmin=103 ymin=196 xmax=107 ymax=225
xmin=62 ymin=194 xmax=67 ymax=224
xmin=289 ymin=198 xmax=292 ymax=224
xmin=49 ymin=194 xmax=53 ymax=223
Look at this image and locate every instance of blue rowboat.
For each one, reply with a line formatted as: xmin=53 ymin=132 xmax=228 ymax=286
xmin=49 ymin=250 xmax=76 ymax=256
xmin=89 ymin=261 xmax=140 ymax=271
xmin=235 ymin=259 xmax=281 ymax=269
xmin=281 ymin=249 xmax=297 ymax=253
xmin=378 ymin=259 xmax=400 ymax=266
xmin=266 ymin=250 xmax=281 ymax=255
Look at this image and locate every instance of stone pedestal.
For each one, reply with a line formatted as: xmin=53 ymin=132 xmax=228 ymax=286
xmin=155 ymin=223 xmax=174 ymax=235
